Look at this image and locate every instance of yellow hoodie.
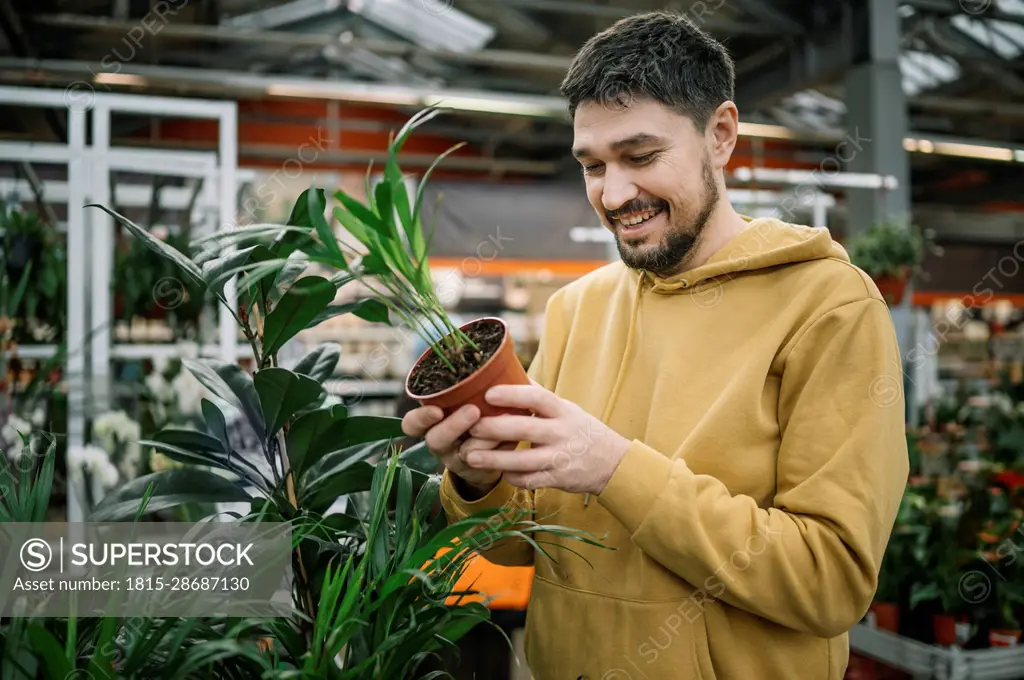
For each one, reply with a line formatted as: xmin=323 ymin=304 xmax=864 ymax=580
xmin=440 ymin=217 xmax=909 ymax=680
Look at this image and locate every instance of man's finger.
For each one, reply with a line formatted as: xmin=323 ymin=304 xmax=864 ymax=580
xmin=460 ymin=437 xmax=503 ymax=452
xmin=424 ymin=404 xmax=480 ymax=453
xmin=401 ymin=406 xmax=444 ymax=437
xmin=484 ymin=384 xmax=563 ymax=417
xmin=465 ymin=447 xmax=554 ymax=473
xmin=468 ymin=414 xmax=553 ymax=444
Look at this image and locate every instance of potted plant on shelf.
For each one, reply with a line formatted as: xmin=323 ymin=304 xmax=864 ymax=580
xmin=1 ymin=203 xmax=67 ymax=343
xmin=845 ymin=219 xmax=939 ymax=306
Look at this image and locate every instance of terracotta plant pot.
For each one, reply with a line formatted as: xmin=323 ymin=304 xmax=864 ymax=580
xmin=873 ymin=271 xmax=910 ymax=306
xmin=933 ymin=614 xmax=970 ymax=646
xmin=988 ymin=628 xmax=1022 ymax=647
xmin=869 ymin=601 xmax=900 ymax=633
xmin=405 ymin=316 xmax=531 ymax=419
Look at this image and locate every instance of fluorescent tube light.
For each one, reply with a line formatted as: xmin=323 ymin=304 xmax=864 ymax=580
xmin=930 ymin=141 xmax=1014 ymax=161
xmin=422 ymin=95 xmax=562 ymax=117
xmin=94 ymin=73 xmax=148 ymax=86
xmin=737 ymin=122 xmax=796 ymax=140
xmin=265 ymin=83 xmax=419 ymax=105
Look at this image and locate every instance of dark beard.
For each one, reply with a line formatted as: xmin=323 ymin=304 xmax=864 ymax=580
xmin=615 ymin=156 xmax=719 ymax=278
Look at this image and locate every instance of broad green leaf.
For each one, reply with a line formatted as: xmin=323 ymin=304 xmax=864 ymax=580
xmin=263 ymin=276 xmax=337 ymax=356
xmin=286 ymin=404 xmax=347 ymax=476
xmin=302 ymin=440 xmax=390 ymax=497
xmin=89 ymin=469 xmax=252 ymax=521
xmin=293 ymin=343 xmax=341 ymax=382
xmin=141 ymin=437 xmax=265 ymax=488
xmin=286 ymin=187 xmax=323 ymax=228
xmin=87 ymin=204 xmax=205 ymax=289
xmin=201 ymin=244 xmax=273 ymax=297
xmin=306 ymin=299 xmax=390 ymax=328
xmin=151 ymin=427 xmax=226 ymax=453
xmin=202 ymin=398 xmax=231 ymax=452
xmin=399 ymin=440 xmax=440 ymax=476
xmin=269 ymin=255 xmax=310 ymax=307
xmin=183 ymin=359 xmax=265 ymax=439
xmin=254 ymin=368 xmax=323 ymax=438
xmin=305 ymin=463 xmax=378 ymax=512
xmin=304 ymin=415 xmax=405 ymax=463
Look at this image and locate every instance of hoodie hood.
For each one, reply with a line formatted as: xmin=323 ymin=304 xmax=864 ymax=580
xmin=640 ymin=217 xmax=849 ymax=294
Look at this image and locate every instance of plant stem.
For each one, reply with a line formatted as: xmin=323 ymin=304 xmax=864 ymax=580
xmin=269 ymin=351 xmax=317 ymax=640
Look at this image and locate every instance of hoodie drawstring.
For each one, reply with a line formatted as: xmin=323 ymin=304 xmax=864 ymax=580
xmin=583 ymin=273 xmax=645 ymax=507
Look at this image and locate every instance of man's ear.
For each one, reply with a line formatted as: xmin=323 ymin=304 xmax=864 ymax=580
xmin=708 ymin=101 xmax=739 ymax=170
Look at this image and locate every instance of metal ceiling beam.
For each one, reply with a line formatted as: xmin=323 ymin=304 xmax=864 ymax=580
xmin=903 ymin=0 xmax=1024 ymax=29
xmin=0 ymin=57 xmax=571 ymax=115
xmin=220 ymin=0 xmax=343 ymax=29
xmin=917 ymin=16 xmax=1024 ymax=96
xmin=727 ymin=0 xmax=805 ymax=34
xmin=120 ymin=138 xmax=561 ymax=175
xmin=458 ymin=0 xmax=785 ymax=35
xmin=910 ymin=94 xmax=1024 ymax=121
xmin=30 ymin=13 xmax=573 ymax=72
xmin=734 ymin=3 xmax=856 ymax=112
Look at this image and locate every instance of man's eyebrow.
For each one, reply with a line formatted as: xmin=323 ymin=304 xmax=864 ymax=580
xmin=572 ymin=133 xmax=665 ymax=159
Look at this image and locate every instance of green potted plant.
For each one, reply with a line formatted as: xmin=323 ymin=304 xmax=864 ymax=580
xmin=319 ymin=107 xmax=531 ymax=418
xmin=845 ymin=219 xmax=939 ymax=306
xmin=68 ymin=112 xmax=604 ymax=677
xmin=0 ymin=203 xmax=67 ymax=342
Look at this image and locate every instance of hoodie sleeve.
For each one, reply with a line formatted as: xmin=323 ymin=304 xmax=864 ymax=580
xmin=596 ymin=297 xmax=909 ymax=638
xmin=438 ymin=291 xmax=571 ymax=567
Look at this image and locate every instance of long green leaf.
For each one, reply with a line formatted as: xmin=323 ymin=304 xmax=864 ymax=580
xmin=201 ymin=244 xmax=273 ymax=297
xmin=286 ymin=404 xmax=346 ymax=477
xmin=303 ymin=415 xmax=405 ymax=464
xmin=25 ymin=626 xmax=72 ymax=679
xmin=263 ymin=276 xmax=337 ymax=356
xmin=306 ymin=299 xmax=390 ymax=328
xmin=293 ymin=343 xmax=341 ymax=383
xmin=202 ymin=398 xmax=231 ymax=452
xmin=269 ymin=255 xmax=310 ymax=307
xmin=183 ymin=358 xmax=266 ymax=440
xmin=305 ymin=185 xmax=346 ymax=266
xmin=89 ymin=469 xmax=252 ymax=521
xmin=253 ymin=368 xmax=323 ymax=438
xmin=87 ymin=204 xmax=205 ymax=289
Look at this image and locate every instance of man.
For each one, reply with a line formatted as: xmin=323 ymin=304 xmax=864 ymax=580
xmin=402 ymin=10 xmax=908 ymax=680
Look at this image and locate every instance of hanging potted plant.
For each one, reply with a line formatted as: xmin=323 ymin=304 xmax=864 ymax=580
xmin=845 ymin=219 xmax=939 ymax=306
xmin=312 ymin=107 xmax=532 ymax=418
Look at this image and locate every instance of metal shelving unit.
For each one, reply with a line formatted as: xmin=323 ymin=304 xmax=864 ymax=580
xmin=850 ymin=622 xmax=1024 ymax=679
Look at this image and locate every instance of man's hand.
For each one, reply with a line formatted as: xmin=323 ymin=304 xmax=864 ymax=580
xmin=464 ymin=384 xmax=631 ymax=495
xmin=401 ymin=404 xmax=511 ymax=498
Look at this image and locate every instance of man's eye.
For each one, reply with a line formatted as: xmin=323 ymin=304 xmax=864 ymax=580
xmin=631 ymin=153 xmax=657 ymax=165
xmin=582 ymin=164 xmax=604 ymax=175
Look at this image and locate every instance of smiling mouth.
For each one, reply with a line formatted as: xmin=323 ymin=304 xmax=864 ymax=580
xmin=615 ymin=206 xmax=665 ymax=231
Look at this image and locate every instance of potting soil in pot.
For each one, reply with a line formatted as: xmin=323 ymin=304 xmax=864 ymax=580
xmin=409 ymin=320 xmax=504 ymax=396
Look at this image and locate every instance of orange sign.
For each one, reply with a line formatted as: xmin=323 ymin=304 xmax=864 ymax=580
xmin=447 ymin=555 xmax=534 ymax=610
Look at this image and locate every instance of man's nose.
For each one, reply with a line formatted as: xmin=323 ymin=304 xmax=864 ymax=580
xmin=601 ymin=168 xmax=639 ymax=213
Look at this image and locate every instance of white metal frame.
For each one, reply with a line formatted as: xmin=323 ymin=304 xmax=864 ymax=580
xmin=0 ymin=86 xmax=89 ymax=521
xmin=0 ymin=86 xmax=239 ymax=521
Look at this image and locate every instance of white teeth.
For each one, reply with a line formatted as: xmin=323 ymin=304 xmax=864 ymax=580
xmin=618 ymin=208 xmax=661 ymax=228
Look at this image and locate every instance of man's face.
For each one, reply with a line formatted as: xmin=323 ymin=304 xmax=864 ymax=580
xmin=572 ymin=97 xmax=720 ymax=277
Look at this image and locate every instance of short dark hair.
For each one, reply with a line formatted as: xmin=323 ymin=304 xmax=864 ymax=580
xmin=559 ymin=11 xmax=736 ymax=131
